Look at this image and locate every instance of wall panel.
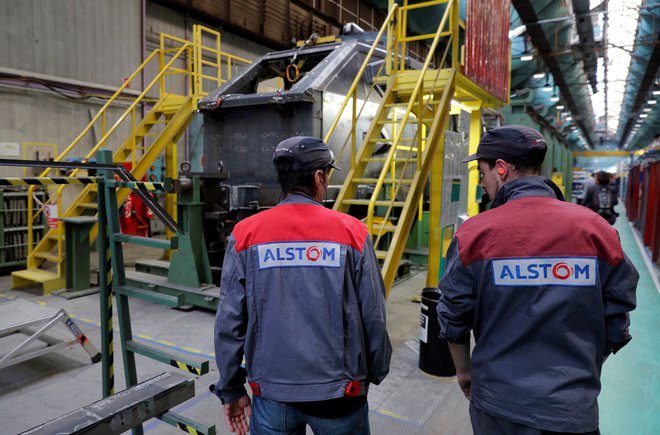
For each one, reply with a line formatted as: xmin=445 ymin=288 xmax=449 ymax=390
xmin=0 ymin=0 xmax=140 ymax=87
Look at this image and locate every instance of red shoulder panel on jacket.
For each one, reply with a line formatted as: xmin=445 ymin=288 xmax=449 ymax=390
xmin=456 ymin=197 xmax=624 ymax=267
xmin=232 ymin=204 xmax=369 ymax=253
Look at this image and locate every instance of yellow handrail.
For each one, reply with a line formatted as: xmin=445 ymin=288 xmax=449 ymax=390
xmin=42 ymin=50 xmax=160 ymax=180
xmin=26 ymin=25 xmax=249 ymax=267
xmin=322 ymin=4 xmax=399 ymax=146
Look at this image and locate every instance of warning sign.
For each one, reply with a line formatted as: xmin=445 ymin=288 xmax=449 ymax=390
xmin=44 ymin=205 xmax=58 ymax=228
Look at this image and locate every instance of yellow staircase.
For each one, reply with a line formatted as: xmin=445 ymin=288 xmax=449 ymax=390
xmin=12 ymin=25 xmax=250 ymax=293
xmin=324 ymin=0 xmax=503 ymax=295
xmin=333 ymin=70 xmax=456 ymax=295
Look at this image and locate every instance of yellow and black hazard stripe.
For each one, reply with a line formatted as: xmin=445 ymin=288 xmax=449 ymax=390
xmin=175 ymin=422 xmax=200 ymax=434
xmin=170 ymin=359 xmax=203 ymax=375
xmin=0 ymin=177 xmax=98 ymax=186
xmin=109 ymin=180 xmax=167 ymax=191
xmin=105 ymin=239 xmax=115 ymax=395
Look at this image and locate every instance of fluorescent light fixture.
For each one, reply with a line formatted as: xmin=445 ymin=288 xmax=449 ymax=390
xmin=566 ymin=116 xmax=573 ymax=121
xmin=640 ymin=114 xmax=648 ymax=118
xmin=556 ymin=105 xmax=565 ymax=110
xmin=643 ymin=107 xmax=652 ymax=112
xmin=648 ymin=100 xmax=657 ymax=105
xmin=653 ymin=90 xmax=660 ymax=95
xmin=533 ymin=72 xmax=545 ymax=79
xmin=551 ymin=95 xmax=560 ymax=102
xmin=521 ymin=54 xmax=534 ymax=61
xmin=509 ymin=25 xmax=527 ymax=39
xmin=543 ymin=85 xmax=553 ymax=92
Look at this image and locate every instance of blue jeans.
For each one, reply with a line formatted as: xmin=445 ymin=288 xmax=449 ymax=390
xmin=251 ymin=395 xmax=370 ymax=435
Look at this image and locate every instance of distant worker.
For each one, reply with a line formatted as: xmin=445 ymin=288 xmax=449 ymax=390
xmin=211 ymin=136 xmax=392 ymax=435
xmin=579 ymin=171 xmax=596 ymax=204
xmin=583 ymin=171 xmax=619 ymax=225
xmin=436 ymin=125 xmax=638 ymax=434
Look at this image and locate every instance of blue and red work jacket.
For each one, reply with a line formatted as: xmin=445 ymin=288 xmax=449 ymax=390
xmin=437 ymin=176 xmax=638 ymax=432
xmin=212 ymin=194 xmax=391 ymax=405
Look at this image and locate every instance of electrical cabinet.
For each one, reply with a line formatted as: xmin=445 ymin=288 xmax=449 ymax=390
xmin=0 ymin=187 xmax=46 ymax=268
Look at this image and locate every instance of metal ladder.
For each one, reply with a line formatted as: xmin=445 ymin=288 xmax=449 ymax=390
xmin=95 ymin=149 xmax=215 ymax=434
xmin=324 ymin=1 xmax=459 ymax=295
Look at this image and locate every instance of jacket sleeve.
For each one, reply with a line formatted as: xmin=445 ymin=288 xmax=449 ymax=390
xmin=602 ymin=252 xmax=638 ymax=355
xmin=211 ymin=236 xmax=248 ymax=404
xmin=437 ymin=237 xmax=476 ymax=343
xmin=355 ymin=237 xmax=392 ymax=385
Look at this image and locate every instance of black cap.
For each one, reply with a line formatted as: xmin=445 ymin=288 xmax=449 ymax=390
xmin=463 ymin=125 xmax=548 ymax=166
xmin=272 ymin=136 xmax=341 ymax=172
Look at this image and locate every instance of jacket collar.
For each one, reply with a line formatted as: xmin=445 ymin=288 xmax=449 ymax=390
xmin=279 ymin=193 xmax=323 ymax=206
xmin=490 ymin=176 xmax=560 ymax=209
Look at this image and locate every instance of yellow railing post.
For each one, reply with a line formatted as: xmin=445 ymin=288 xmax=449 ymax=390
xmin=56 ymin=190 xmax=63 ymax=275
xmin=451 ymin=0 xmax=459 ymax=69
xmin=27 ymin=186 xmax=34 ymax=263
xmin=351 ymin=91 xmax=357 ymax=169
xmin=131 ymin=106 xmax=137 ymax=168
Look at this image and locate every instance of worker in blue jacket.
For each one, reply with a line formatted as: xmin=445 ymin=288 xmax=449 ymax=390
xmin=437 ymin=125 xmax=638 ymax=434
xmin=211 ymin=136 xmax=392 ymax=435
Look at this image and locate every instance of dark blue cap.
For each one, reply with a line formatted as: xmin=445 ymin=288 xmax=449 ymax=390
xmin=463 ymin=125 xmax=547 ymax=166
xmin=272 ymin=136 xmax=340 ymax=172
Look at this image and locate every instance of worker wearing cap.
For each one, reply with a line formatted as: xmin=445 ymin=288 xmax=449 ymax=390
xmin=436 ymin=125 xmax=638 ymax=434
xmin=211 ymin=136 xmax=391 ymax=435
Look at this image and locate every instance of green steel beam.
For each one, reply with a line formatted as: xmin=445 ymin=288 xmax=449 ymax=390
xmin=124 ymin=340 xmax=209 ymax=376
xmin=113 ymin=234 xmax=179 ymax=250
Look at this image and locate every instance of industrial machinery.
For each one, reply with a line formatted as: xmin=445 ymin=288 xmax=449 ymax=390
xmin=196 ymin=34 xmax=397 ymax=268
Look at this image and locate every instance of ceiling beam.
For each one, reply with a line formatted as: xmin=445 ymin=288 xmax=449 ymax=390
xmin=618 ymin=30 xmax=660 ymax=148
xmin=512 ymin=0 xmax=595 ymax=149
xmin=525 ymin=105 xmax=572 ymax=149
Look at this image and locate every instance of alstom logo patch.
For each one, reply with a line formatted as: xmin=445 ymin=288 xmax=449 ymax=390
xmin=257 ymin=242 xmax=341 ymax=269
xmin=492 ymin=257 xmax=597 ymax=286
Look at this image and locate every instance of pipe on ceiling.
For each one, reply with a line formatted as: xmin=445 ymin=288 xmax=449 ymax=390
xmin=512 ymin=0 xmax=596 ymax=149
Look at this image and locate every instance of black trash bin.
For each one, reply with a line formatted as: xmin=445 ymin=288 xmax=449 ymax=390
xmin=419 ymin=288 xmax=456 ymax=377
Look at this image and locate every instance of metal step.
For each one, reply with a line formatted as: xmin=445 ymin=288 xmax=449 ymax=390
xmin=342 ymin=199 xmax=406 ymax=207
xmin=363 ymin=157 xmax=417 ymax=163
xmin=384 ymin=100 xmax=440 ymax=108
xmin=371 ymin=223 xmax=398 ymax=233
xmin=116 ymin=285 xmax=184 ymax=308
xmin=77 ymin=202 xmax=98 ymax=210
xmin=11 ymin=269 xmax=65 ymax=293
xmin=124 ymin=339 xmax=209 ymax=376
xmin=352 ymin=178 xmax=413 ymax=185
xmin=369 ymin=137 xmax=418 ymax=142
xmin=21 ymin=372 xmax=194 ymax=435
xmin=33 ymin=252 xmax=61 ymax=263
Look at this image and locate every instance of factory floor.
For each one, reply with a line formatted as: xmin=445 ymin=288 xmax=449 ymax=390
xmin=0 ymin=210 xmax=658 ymax=434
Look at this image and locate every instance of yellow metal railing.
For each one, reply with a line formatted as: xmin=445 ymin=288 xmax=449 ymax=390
xmin=323 ymin=4 xmax=399 ymax=165
xmin=369 ymin=2 xmax=455 ymax=245
xmin=25 ymin=25 xmax=250 ymax=266
xmin=326 ymin=0 xmax=459 ymax=244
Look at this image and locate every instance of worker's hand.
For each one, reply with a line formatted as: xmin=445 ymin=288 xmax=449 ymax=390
xmin=223 ymin=395 xmax=252 ymax=435
xmin=456 ymin=371 xmax=472 ymax=400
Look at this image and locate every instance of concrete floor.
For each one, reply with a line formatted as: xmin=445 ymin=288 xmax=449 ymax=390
xmin=1 ymin=213 xmax=658 ymax=434
xmin=0 ymin=258 xmax=470 ymax=434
